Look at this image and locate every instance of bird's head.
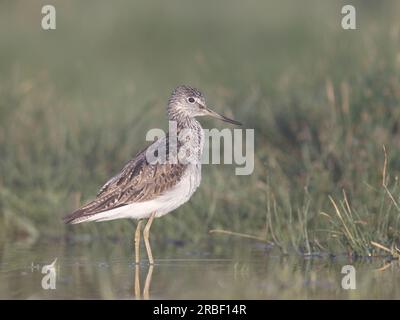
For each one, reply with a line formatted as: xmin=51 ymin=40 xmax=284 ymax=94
xmin=167 ymin=85 xmax=241 ymax=126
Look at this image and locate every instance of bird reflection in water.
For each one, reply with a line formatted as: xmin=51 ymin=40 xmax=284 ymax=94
xmin=134 ymin=265 xmax=154 ymax=300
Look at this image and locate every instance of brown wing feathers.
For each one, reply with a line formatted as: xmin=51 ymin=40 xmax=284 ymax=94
xmin=63 ymin=146 xmax=187 ymax=224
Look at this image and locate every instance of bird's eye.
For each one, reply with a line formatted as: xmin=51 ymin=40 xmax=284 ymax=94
xmin=188 ymin=97 xmax=195 ymax=103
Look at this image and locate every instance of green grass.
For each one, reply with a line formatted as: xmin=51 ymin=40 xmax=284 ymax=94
xmin=1 ymin=0 xmax=400 ymax=257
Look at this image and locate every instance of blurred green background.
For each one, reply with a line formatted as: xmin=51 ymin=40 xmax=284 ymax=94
xmin=1 ymin=0 xmax=400 ymax=257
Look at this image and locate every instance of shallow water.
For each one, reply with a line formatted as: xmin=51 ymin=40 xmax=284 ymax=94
xmin=0 ymin=237 xmax=399 ymax=299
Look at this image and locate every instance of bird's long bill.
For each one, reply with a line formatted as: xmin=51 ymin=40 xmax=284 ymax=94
xmin=204 ymin=106 xmax=242 ymax=126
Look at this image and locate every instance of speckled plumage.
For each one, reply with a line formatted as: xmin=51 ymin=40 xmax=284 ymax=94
xmin=64 ymin=85 xmax=240 ymax=226
xmin=64 ymin=85 xmax=206 ymax=224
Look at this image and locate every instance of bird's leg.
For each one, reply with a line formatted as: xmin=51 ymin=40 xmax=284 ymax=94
xmin=134 ymin=265 xmax=141 ymax=300
xmin=135 ymin=219 xmax=143 ymax=265
xmin=143 ymin=212 xmax=156 ymax=264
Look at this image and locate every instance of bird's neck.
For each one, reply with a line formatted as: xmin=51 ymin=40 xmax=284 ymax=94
xmin=167 ymin=115 xmax=204 ymax=163
xmin=168 ymin=112 xmax=202 ymax=132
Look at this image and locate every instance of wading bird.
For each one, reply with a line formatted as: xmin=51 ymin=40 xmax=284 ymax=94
xmin=64 ymin=85 xmax=241 ymax=264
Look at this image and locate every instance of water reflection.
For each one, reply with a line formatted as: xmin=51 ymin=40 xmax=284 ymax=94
xmin=135 ymin=265 xmax=154 ymax=300
xmin=1 ymin=237 xmax=400 ymax=299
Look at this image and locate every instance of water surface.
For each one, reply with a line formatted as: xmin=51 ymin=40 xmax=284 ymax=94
xmin=0 ymin=237 xmax=399 ymax=299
